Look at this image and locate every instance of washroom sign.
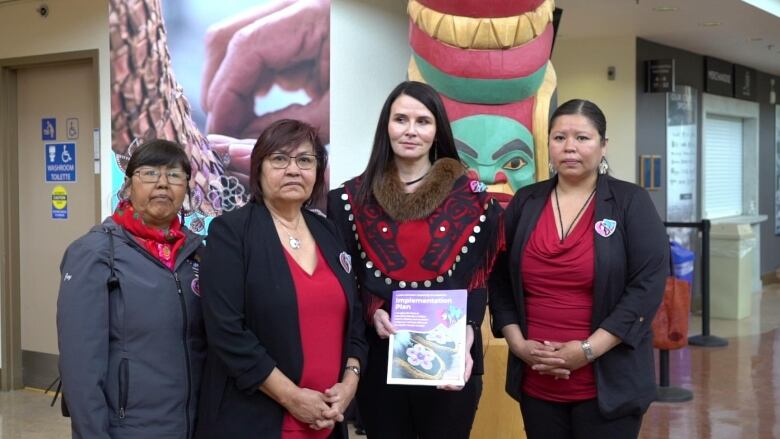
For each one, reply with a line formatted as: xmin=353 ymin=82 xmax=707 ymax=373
xmin=45 ymin=143 xmax=76 ymax=182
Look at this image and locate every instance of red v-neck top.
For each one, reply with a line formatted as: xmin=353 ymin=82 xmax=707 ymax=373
xmin=281 ymin=246 xmax=347 ymax=438
xmin=521 ymin=196 xmax=597 ymax=402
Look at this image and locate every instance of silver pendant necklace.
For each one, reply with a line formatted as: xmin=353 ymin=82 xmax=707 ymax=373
xmin=286 ymin=234 xmax=302 ymax=250
xmin=271 ymin=213 xmax=302 ymax=250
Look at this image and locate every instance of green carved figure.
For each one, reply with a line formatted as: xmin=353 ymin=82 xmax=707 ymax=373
xmin=452 ymin=115 xmax=536 ymax=200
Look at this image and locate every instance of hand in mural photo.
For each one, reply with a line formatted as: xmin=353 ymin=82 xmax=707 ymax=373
xmin=202 ymin=0 xmax=330 ymax=144
xmin=207 ymin=134 xmax=254 ymax=190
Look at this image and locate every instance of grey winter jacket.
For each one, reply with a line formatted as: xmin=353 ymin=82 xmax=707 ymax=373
xmin=56 ymin=217 xmax=206 ymax=439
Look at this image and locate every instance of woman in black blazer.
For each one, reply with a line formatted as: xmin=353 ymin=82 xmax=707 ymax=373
xmin=195 ymin=120 xmax=368 ymax=439
xmin=489 ymin=100 xmax=668 ymax=438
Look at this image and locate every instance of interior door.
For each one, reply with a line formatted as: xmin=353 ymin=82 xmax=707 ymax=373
xmin=16 ymin=59 xmax=99 ymax=388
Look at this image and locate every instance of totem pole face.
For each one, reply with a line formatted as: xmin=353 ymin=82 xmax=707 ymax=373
xmin=452 ymin=115 xmax=536 ymax=197
xmin=406 ymin=0 xmax=558 ymax=200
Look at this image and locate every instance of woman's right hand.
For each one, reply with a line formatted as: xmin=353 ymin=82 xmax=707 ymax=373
xmin=372 ymin=309 xmax=395 ymax=339
xmin=511 ymin=338 xmax=571 ymax=380
xmin=283 ymin=387 xmax=333 ymax=426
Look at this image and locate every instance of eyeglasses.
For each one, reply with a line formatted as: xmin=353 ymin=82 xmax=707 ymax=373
xmin=133 ymin=168 xmax=188 ymax=185
xmin=267 ymin=153 xmax=318 ymax=170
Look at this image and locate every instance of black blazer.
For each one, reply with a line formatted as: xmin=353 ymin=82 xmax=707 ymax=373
xmin=489 ymin=174 xmax=668 ymax=418
xmin=195 ymin=202 xmax=368 ymax=439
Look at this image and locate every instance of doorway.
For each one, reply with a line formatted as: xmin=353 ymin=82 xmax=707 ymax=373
xmin=0 ymin=53 xmax=100 ymax=390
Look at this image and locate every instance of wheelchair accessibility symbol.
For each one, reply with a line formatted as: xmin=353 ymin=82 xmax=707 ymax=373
xmin=66 ymin=118 xmax=79 ymax=140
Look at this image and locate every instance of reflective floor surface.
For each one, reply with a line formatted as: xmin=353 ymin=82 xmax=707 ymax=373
xmin=639 ymin=283 xmax=780 ymax=439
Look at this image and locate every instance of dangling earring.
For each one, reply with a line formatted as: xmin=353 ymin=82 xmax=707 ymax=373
xmin=180 ymin=187 xmax=194 ymax=224
xmin=598 ymin=157 xmax=609 ymax=175
xmin=181 ymin=188 xmax=193 ymax=215
xmin=116 ymin=182 xmax=130 ymax=202
xmin=548 ymin=161 xmax=557 ymax=176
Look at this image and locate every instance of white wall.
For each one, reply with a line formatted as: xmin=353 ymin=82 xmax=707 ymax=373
xmin=552 ymin=36 xmax=637 ymax=183
xmin=330 ymin=0 xmax=410 ymax=187
xmin=0 ymin=0 xmax=112 ymax=214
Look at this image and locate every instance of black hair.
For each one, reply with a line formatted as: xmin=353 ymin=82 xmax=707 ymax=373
xmin=249 ymin=119 xmax=327 ymax=206
xmin=549 ymin=99 xmax=607 ymax=144
xmin=122 ymin=139 xmax=192 ymax=222
xmin=125 ymin=139 xmax=192 ymax=179
xmin=356 ymin=81 xmax=459 ymax=204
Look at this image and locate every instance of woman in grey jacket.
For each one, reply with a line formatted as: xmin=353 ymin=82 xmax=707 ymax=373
xmin=57 ymin=140 xmax=206 ymax=439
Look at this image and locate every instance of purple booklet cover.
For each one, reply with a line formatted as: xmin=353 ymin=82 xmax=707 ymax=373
xmin=387 ymin=289 xmax=467 ymax=386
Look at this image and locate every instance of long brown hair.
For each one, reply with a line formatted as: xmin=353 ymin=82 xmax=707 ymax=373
xmin=355 ymin=81 xmax=459 ymax=204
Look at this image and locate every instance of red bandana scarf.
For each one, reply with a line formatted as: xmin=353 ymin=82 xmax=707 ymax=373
xmin=112 ymin=199 xmax=187 ymax=270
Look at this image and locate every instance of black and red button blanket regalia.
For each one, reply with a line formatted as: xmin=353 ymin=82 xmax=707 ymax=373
xmin=328 ymin=158 xmax=503 ymax=322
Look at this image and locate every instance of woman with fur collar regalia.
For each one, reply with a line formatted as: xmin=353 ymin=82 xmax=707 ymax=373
xmin=327 ymin=81 xmax=503 ymax=438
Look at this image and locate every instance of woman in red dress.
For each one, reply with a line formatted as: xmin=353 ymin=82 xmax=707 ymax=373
xmin=196 ymin=120 xmax=367 ymax=439
xmin=490 ymin=99 xmax=668 ymax=438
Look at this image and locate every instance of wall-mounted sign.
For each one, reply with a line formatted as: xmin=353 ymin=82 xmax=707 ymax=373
xmin=733 ymin=64 xmax=756 ymax=101
xmin=640 ymin=155 xmax=662 ymax=191
xmin=41 ymin=117 xmax=56 ymax=140
xmin=66 ymin=117 xmax=79 ymax=140
xmin=45 ymin=143 xmax=76 ymax=182
xmin=51 ymin=185 xmax=68 ymax=219
xmin=704 ymin=56 xmax=733 ymax=97
xmin=667 ymin=86 xmax=698 ymax=247
xmin=775 ymin=105 xmax=779 ymax=235
xmin=646 ymin=59 xmax=675 ymax=93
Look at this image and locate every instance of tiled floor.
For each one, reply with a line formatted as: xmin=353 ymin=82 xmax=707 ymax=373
xmin=1 ymin=284 xmax=778 ymax=438
xmin=0 ymin=389 xmax=70 ymax=438
xmin=0 ymin=389 xmax=361 ymax=438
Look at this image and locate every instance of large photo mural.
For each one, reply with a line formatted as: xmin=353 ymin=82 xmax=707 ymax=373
xmin=109 ymin=0 xmax=331 ymax=231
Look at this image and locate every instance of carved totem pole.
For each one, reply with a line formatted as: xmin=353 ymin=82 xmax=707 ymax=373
xmin=407 ymin=0 xmax=558 ymax=202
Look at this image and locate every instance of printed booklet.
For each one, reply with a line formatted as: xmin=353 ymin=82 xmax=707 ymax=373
xmin=387 ymin=289 xmax=467 ymax=386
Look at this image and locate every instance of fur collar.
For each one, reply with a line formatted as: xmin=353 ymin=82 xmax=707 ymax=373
xmin=372 ymin=158 xmax=465 ymax=221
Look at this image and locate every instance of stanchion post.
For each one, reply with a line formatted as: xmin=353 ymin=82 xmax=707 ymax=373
xmin=659 ymin=349 xmax=669 ymax=387
xmin=655 ymin=349 xmax=693 ymax=402
xmin=687 ymin=219 xmax=728 ymax=347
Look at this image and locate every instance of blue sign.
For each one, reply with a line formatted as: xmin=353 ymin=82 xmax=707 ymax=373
xmin=42 ymin=118 xmax=56 ymax=140
xmin=45 ymin=143 xmax=76 ymax=182
xmin=52 ymin=206 xmax=68 ymax=219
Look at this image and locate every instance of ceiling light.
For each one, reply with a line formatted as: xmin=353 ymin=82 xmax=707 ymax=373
xmin=652 ymin=6 xmax=678 ymax=11
xmin=750 ymin=37 xmax=764 ymax=41
xmin=741 ymin=0 xmax=780 ymax=19
xmin=699 ymin=21 xmax=723 ymax=27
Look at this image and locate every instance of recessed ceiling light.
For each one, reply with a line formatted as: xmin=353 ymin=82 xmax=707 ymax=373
xmin=699 ymin=21 xmax=723 ymax=27
xmin=652 ymin=6 xmax=678 ymax=12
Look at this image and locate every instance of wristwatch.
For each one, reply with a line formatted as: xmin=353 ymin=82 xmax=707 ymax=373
xmin=345 ymin=365 xmax=361 ymax=377
xmin=581 ymin=340 xmax=596 ymax=362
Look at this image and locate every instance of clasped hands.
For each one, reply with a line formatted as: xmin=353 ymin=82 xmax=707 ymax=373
xmin=284 ymin=380 xmax=356 ymax=431
xmin=512 ymin=339 xmax=590 ymax=380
